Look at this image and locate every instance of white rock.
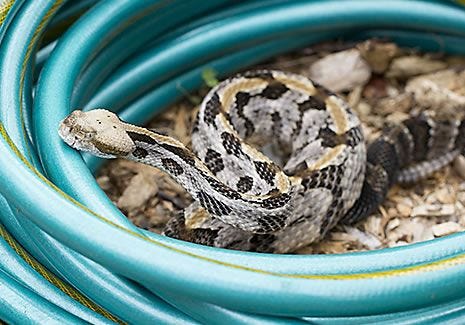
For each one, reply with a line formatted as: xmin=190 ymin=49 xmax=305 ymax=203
xmin=308 ymin=49 xmax=371 ymax=92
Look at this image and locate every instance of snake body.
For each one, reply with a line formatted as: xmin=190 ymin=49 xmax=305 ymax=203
xmin=59 ymin=70 xmax=465 ymax=253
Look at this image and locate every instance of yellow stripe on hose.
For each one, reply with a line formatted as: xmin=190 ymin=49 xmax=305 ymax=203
xmin=0 ymin=0 xmax=15 ymax=27
xmin=0 ymin=224 xmax=124 ymax=324
xmin=18 ymin=0 xmax=64 ymax=164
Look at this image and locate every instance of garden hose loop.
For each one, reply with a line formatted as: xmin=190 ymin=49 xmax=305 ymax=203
xmin=2 ymin=0 xmax=465 ymax=323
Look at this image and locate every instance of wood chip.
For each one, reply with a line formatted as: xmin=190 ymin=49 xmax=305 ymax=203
xmin=357 ymin=40 xmax=399 ymax=74
xmin=386 ymin=218 xmax=400 ymax=232
xmin=374 ymin=93 xmax=413 ymax=115
xmin=432 ymin=222 xmax=463 ymax=237
xmin=411 ymin=204 xmax=455 ymax=217
xmin=386 ymin=55 xmax=447 ymax=78
xmin=397 ymin=203 xmax=412 ymax=217
xmin=454 ymin=155 xmax=465 ymax=180
xmin=117 ymin=172 xmax=159 ymax=212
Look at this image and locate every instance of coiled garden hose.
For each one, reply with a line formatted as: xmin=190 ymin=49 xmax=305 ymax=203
xmin=2 ymin=0 xmax=465 ymax=323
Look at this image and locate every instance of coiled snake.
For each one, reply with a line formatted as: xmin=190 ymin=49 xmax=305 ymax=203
xmin=59 ymin=70 xmax=465 ymax=253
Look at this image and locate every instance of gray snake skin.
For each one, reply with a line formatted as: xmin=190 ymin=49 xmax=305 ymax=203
xmin=59 ymin=70 xmax=465 ymax=253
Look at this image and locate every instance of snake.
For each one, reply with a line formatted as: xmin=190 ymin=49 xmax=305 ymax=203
xmin=59 ymin=70 xmax=465 ymax=253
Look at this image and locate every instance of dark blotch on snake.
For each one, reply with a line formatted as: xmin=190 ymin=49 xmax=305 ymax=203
xmin=236 ymin=176 xmax=254 ymax=193
xmin=159 ymin=142 xmax=196 ymax=166
xmin=235 ymin=92 xmax=255 ymax=137
xmin=298 ymin=97 xmax=326 ymax=112
xmin=318 ymin=127 xmax=363 ymax=148
xmin=203 ymin=93 xmax=221 ymax=126
xmin=426 ymin=119 xmax=459 ymax=159
xmin=221 ymin=132 xmax=244 ymax=157
xmin=301 ymin=165 xmax=343 ymax=192
xmin=255 ymin=213 xmax=287 ymax=233
xmin=161 ymin=158 xmax=184 ymax=176
xmin=253 ymin=161 xmax=276 ymax=186
xmin=235 ymin=91 xmax=252 ymax=111
xmin=203 ymin=174 xmax=241 ymax=200
xmin=132 ymin=147 xmax=148 ymax=159
xmin=191 ymin=116 xmax=200 ymax=133
xmin=403 ymin=115 xmax=431 ymax=162
xmin=455 ymin=120 xmax=465 ymax=152
xmin=260 ymin=81 xmax=289 ymax=100
xmin=204 ymin=149 xmax=224 ymax=174
xmin=249 ymin=234 xmax=276 ymax=252
xmin=240 ymin=70 xmax=274 ymax=80
xmin=127 ymin=131 xmax=157 ymax=145
xmin=196 ymin=190 xmax=232 ymax=216
xmin=259 ymin=193 xmax=291 ymax=210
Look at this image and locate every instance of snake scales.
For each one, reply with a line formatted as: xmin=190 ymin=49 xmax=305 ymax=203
xmin=59 ymin=70 xmax=465 ymax=253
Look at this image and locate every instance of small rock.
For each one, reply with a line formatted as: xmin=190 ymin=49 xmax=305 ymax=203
xmin=117 ymin=172 xmax=159 ymax=212
xmin=386 ymin=55 xmax=447 ymax=78
xmin=432 ymin=221 xmax=463 ymax=237
xmin=308 ymin=49 xmax=371 ymax=92
xmin=454 ymin=155 xmax=465 ymax=180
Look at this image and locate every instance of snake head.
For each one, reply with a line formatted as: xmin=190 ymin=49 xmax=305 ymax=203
xmin=58 ymin=109 xmax=136 ymax=158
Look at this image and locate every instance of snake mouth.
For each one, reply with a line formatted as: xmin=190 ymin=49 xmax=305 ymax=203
xmin=58 ymin=122 xmax=75 ymax=146
xmin=58 ymin=116 xmax=99 ymax=153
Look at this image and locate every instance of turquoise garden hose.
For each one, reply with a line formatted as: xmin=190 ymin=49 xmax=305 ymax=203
xmin=2 ymin=0 xmax=465 ymax=323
